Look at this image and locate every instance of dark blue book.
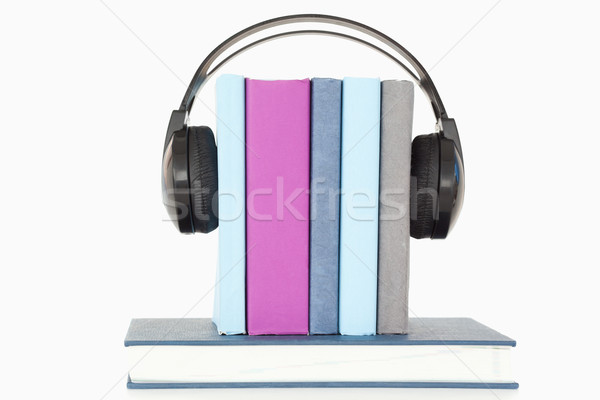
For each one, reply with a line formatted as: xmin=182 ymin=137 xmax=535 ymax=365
xmin=309 ymin=78 xmax=342 ymax=334
xmin=125 ymin=318 xmax=518 ymax=389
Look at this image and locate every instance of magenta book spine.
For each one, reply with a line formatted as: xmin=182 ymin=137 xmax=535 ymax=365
xmin=245 ymin=78 xmax=310 ymax=335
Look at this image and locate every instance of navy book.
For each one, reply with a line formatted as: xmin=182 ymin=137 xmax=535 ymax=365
xmin=125 ymin=318 xmax=518 ymax=389
xmin=309 ymin=78 xmax=342 ymax=334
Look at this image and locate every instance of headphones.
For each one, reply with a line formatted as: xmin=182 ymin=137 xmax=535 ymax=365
xmin=162 ymin=14 xmax=465 ymax=239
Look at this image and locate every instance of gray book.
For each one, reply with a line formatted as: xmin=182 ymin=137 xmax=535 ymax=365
xmin=124 ymin=318 xmax=517 ymax=389
xmin=377 ymin=80 xmax=414 ymax=334
xmin=309 ymin=78 xmax=342 ymax=334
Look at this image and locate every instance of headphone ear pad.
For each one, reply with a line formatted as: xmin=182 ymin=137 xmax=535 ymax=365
xmin=410 ymin=134 xmax=440 ymax=239
xmin=188 ymin=126 xmax=219 ymax=233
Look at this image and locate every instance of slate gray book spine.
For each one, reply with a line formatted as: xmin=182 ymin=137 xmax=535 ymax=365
xmin=377 ymin=80 xmax=414 ymax=334
xmin=309 ymin=78 xmax=342 ymax=334
xmin=124 ymin=318 xmax=517 ymax=346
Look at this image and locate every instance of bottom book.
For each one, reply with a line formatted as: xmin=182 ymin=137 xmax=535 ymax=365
xmin=124 ymin=318 xmax=518 ymax=389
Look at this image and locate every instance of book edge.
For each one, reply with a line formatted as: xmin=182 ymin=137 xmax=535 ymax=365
xmin=126 ymin=375 xmax=519 ymax=390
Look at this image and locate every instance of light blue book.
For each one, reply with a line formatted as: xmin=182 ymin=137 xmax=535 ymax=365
xmin=309 ymin=78 xmax=342 ymax=334
xmin=339 ymin=77 xmax=381 ymax=335
xmin=213 ymin=74 xmax=246 ymax=335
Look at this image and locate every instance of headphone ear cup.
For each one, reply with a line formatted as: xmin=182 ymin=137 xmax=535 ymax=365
xmin=410 ymin=134 xmax=440 ymax=239
xmin=188 ymin=126 xmax=219 ymax=233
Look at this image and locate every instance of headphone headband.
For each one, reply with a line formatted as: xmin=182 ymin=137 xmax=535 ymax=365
xmin=179 ymin=14 xmax=448 ymax=120
xmin=163 ymin=14 xmax=465 ymax=238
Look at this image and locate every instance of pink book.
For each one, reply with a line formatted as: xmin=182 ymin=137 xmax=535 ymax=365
xmin=245 ymin=78 xmax=310 ymax=335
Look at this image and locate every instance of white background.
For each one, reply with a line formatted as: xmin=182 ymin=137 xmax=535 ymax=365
xmin=1 ymin=0 xmax=598 ymax=399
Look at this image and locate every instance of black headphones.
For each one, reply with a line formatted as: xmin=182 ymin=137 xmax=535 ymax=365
xmin=162 ymin=14 xmax=465 ymax=239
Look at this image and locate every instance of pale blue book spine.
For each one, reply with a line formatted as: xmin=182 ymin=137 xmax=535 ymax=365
xmin=213 ymin=74 xmax=246 ymax=335
xmin=309 ymin=78 xmax=342 ymax=334
xmin=339 ymin=77 xmax=381 ymax=335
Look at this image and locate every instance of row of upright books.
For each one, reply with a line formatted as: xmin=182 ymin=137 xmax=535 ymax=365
xmin=213 ymin=75 xmax=414 ymax=336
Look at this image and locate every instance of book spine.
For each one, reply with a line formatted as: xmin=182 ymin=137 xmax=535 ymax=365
xmin=339 ymin=77 xmax=381 ymax=335
xmin=213 ymin=74 xmax=246 ymax=335
xmin=245 ymin=78 xmax=310 ymax=335
xmin=309 ymin=78 xmax=342 ymax=334
xmin=377 ymin=80 xmax=414 ymax=334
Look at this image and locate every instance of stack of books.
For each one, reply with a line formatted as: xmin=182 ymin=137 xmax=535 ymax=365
xmin=213 ymin=75 xmax=415 ymax=337
xmin=124 ymin=75 xmax=518 ymax=389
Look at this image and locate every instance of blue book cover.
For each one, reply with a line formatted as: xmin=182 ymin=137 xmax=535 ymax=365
xmin=339 ymin=77 xmax=381 ymax=335
xmin=309 ymin=78 xmax=342 ymax=334
xmin=124 ymin=318 xmax=518 ymax=389
xmin=213 ymin=74 xmax=246 ymax=335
